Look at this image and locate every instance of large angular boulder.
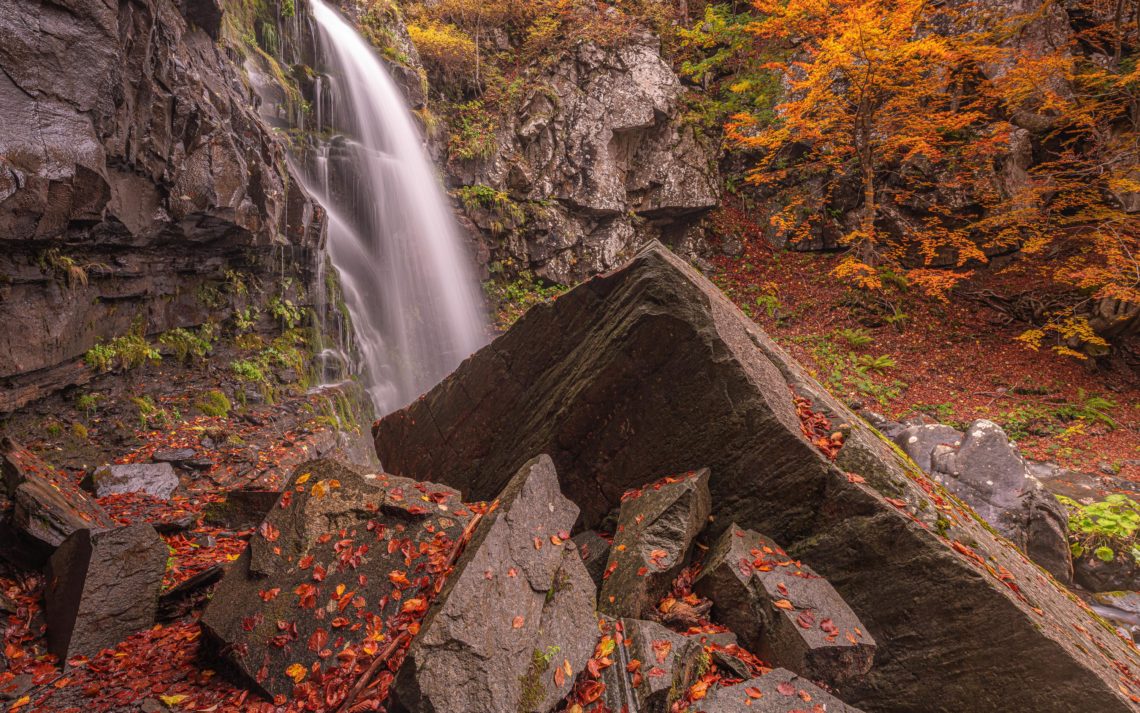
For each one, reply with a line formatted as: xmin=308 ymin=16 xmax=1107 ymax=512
xmin=0 ymin=437 xmax=114 ymax=564
xmin=44 ymin=524 xmax=168 ymax=661
xmin=392 ymin=456 xmax=596 ymax=713
xmin=695 ymin=524 xmax=874 ymax=686
xmin=201 ymin=460 xmax=477 ymax=699
xmin=84 ymin=463 xmax=180 ymax=500
xmin=374 ymin=242 xmax=1140 ymax=711
xmin=600 ymin=617 xmax=704 ymax=713
xmin=598 ymin=470 xmax=710 ymax=618
xmin=698 ymin=668 xmax=864 ymax=712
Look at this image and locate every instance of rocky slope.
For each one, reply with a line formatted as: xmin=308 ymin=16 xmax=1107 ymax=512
xmin=0 ymin=0 xmax=325 ymax=412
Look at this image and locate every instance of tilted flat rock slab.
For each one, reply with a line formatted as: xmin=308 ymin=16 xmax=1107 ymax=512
xmin=201 ymin=459 xmax=476 ymax=698
xmin=1 ymin=437 xmax=114 ymax=564
xmin=393 ymin=455 xmax=596 ymax=713
xmin=374 ymin=242 xmax=1140 ymax=711
xmin=45 ymin=524 xmax=167 ymax=661
xmin=599 ymin=469 xmax=710 ymax=618
xmin=695 ymin=524 xmax=874 ymax=686
xmin=697 ymin=668 xmax=864 ymax=712
xmin=86 ymin=462 xmax=180 ymax=500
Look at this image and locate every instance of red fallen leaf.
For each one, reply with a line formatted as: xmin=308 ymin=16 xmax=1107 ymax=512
xmin=557 ymin=530 xmax=571 ymax=541
xmin=550 ymin=534 xmax=563 ymax=546
xmin=636 ymin=566 xmax=648 ymax=577
xmin=389 ymin=570 xmax=411 ymax=587
xmin=580 ymin=679 xmax=605 ymax=704
xmin=294 ymin=583 xmax=317 ymax=609
xmin=512 ymin=616 xmax=525 ymax=629
xmin=776 ymin=582 xmax=788 ymax=595
xmin=627 ymin=659 xmax=641 ymax=673
xmin=885 ymin=497 xmax=908 ymax=509
xmin=402 ymin=597 xmax=427 ymax=614
xmin=508 ymin=567 xmax=518 ymax=577
xmin=308 ymin=629 xmax=328 ymax=652
xmin=407 ymin=505 xmax=428 ymax=515
xmin=689 ymin=679 xmax=709 ymax=700
xmin=331 ymin=617 xmax=350 ymax=628
xmin=298 ymin=555 xmax=314 ymax=569
xmin=796 ymin=609 xmax=816 ymax=629
xmin=553 ymin=665 xmax=565 ymax=687
xmin=533 ymin=537 xmax=543 ymax=550
xmin=586 ymin=658 xmax=602 ymax=677
xmin=773 ymin=599 xmax=795 ymax=610
xmin=259 ymin=587 xmax=281 ymax=602
xmin=777 ymin=680 xmax=796 ymax=696
xmin=648 ymin=666 xmax=666 ymax=677
xmin=820 ymin=618 xmax=838 ymax=635
xmin=603 ymin=561 xmax=618 ymax=579
xmin=746 ymin=686 xmax=763 ymax=699
xmin=845 ymin=472 xmax=866 ymax=484
xmin=313 ymin=564 xmax=327 ymax=582
xmin=652 ymin=639 xmax=672 ymax=663
xmin=258 ymin=522 xmax=280 ymax=542
xmin=799 ymin=689 xmax=814 ymax=702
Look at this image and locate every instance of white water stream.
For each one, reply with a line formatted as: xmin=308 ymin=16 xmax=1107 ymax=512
xmin=306 ymin=0 xmax=487 ymax=415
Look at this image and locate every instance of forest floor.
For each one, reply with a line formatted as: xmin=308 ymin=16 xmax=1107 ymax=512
xmin=1 ymin=346 xmax=373 ymax=712
xmin=706 ymin=203 xmax=1140 ymax=486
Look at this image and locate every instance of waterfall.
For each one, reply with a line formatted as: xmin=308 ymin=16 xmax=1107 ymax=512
xmin=303 ymin=0 xmax=488 ymax=416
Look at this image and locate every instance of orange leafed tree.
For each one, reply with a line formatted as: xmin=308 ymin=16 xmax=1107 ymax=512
xmin=731 ymin=0 xmax=1000 ymax=293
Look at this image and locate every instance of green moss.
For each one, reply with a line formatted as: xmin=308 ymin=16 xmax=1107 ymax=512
xmin=195 ymin=390 xmax=232 ymax=419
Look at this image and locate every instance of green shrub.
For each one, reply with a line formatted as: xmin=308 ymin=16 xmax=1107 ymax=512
xmin=269 ymin=297 xmax=304 ymax=330
xmin=231 ymin=359 xmax=266 ymax=383
xmin=159 ymin=328 xmax=212 ymax=364
xmin=835 ymin=327 xmax=874 ymax=349
xmin=1060 ymin=494 xmax=1140 ymax=563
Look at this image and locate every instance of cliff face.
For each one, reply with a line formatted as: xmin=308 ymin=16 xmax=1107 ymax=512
xmin=0 ymin=0 xmax=324 ymax=411
xmin=447 ymin=33 xmax=720 ymax=284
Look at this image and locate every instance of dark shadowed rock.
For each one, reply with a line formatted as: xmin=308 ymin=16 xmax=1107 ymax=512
xmin=699 ymin=668 xmax=864 ymax=712
xmin=151 ymin=449 xmax=198 ymax=466
xmin=373 ymin=242 xmax=1140 ymax=711
xmin=598 ymin=470 xmax=710 ymax=619
xmin=201 ymin=460 xmax=475 ymax=698
xmin=202 ymin=489 xmax=281 ymax=530
xmin=0 ymin=438 xmax=114 ymax=564
xmin=393 ymin=455 xmax=596 ymax=713
xmin=44 ymin=524 xmax=167 ymax=661
xmin=695 ymin=524 xmax=874 ymax=686
xmin=573 ymin=530 xmax=612 ymax=591
xmin=157 ymin=564 xmax=224 ymax=622
xmin=84 ymin=463 xmax=179 ymax=500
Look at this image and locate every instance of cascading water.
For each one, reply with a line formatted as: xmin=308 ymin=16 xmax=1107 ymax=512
xmin=304 ymin=0 xmax=488 ymax=415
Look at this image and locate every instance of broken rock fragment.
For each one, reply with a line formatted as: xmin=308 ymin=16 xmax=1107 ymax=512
xmin=44 ymin=524 xmax=168 ymax=661
xmin=608 ymin=617 xmax=704 ymax=713
xmin=598 ymin=470 xmax=711 ymax=618
xmin=698 ymin=668 xmax=865 ymax=712
xmin=393 ymin=455 xmax=596 ymax=713
xmin=84 ymin=463 xmax=180 ymax=500
xmin=695 ymin=524 xmax=875 ymax=686
xmin=202 ymin=489 xmax=281 ymax=530
xmin=201 ymin=459 xmax=475 ymax=699
xmin=0 ymin=437 xmax=114 ymax=564
xmin=572 ymin=529 xmax=612 ymax=590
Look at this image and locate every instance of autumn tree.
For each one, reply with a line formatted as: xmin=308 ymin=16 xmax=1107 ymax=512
xmin=727 ymin=0 xmax=1002 ymax=292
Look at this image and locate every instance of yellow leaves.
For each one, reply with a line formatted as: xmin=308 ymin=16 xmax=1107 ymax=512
xmin=295 ymin=472 xmax=311 ymax=485
xmin=310 ymin=479 xmax=341 ymax=498
xmin=285 ymin=663 xmax=307 ymax=684
xmin=159 ymin=694 xmax=189 ymax=707
xmin=832 ymin=256 xmax=882 ymax=291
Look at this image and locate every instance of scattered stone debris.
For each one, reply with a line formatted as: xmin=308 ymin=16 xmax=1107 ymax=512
xmin=44 ymin=524 xmax=168 ymax=661
xmin=698 ymin=668 xmax=865 ymax=712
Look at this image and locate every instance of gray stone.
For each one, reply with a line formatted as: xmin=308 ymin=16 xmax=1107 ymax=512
xmin=928 ymin=420 xmax=1073 ymax=584
xmin=1 ymin=437 xmax=114 ymax=563
xmin=598 ymin=470 xmax=710 ymax=619
xmin=86 ymin=463 xmax=179 ymax=500
xmin=44 ymin=524 xmax=168 ymax=661
xmin=699 ymin=668 xmax=864 ymax=712
xmin=151 ymin=448 xmax=198 ymax=466
xmin=202 ymin=489 xmax=281 ymax=530
xmin=393 ymin=455 xmax=596 ymax=713
xmin=373 ymin=242 xmax=1140 ymax=712
xmin=695 ymin=524 xmax=875 ymax=686
xmin=893 ymin=424 xmax=963 ymax=472
xmin=201 ymin=460 xmax=476 ymax=699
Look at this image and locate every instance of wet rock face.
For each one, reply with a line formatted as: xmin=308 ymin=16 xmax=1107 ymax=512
xmin=374 ymin=242 xmax=1140 ymax=712
xmin=0 ymin=0 xmax=323 ymax=412
xmin=201 ymin=460 xmax=476 ymax=698
xmin=44 ymin=524 xmax=168 ymax=661
xmin=393 ymin=455 xmax=596 ymax=713
xmin=453 ymin=32 xmax=718 ymax=283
